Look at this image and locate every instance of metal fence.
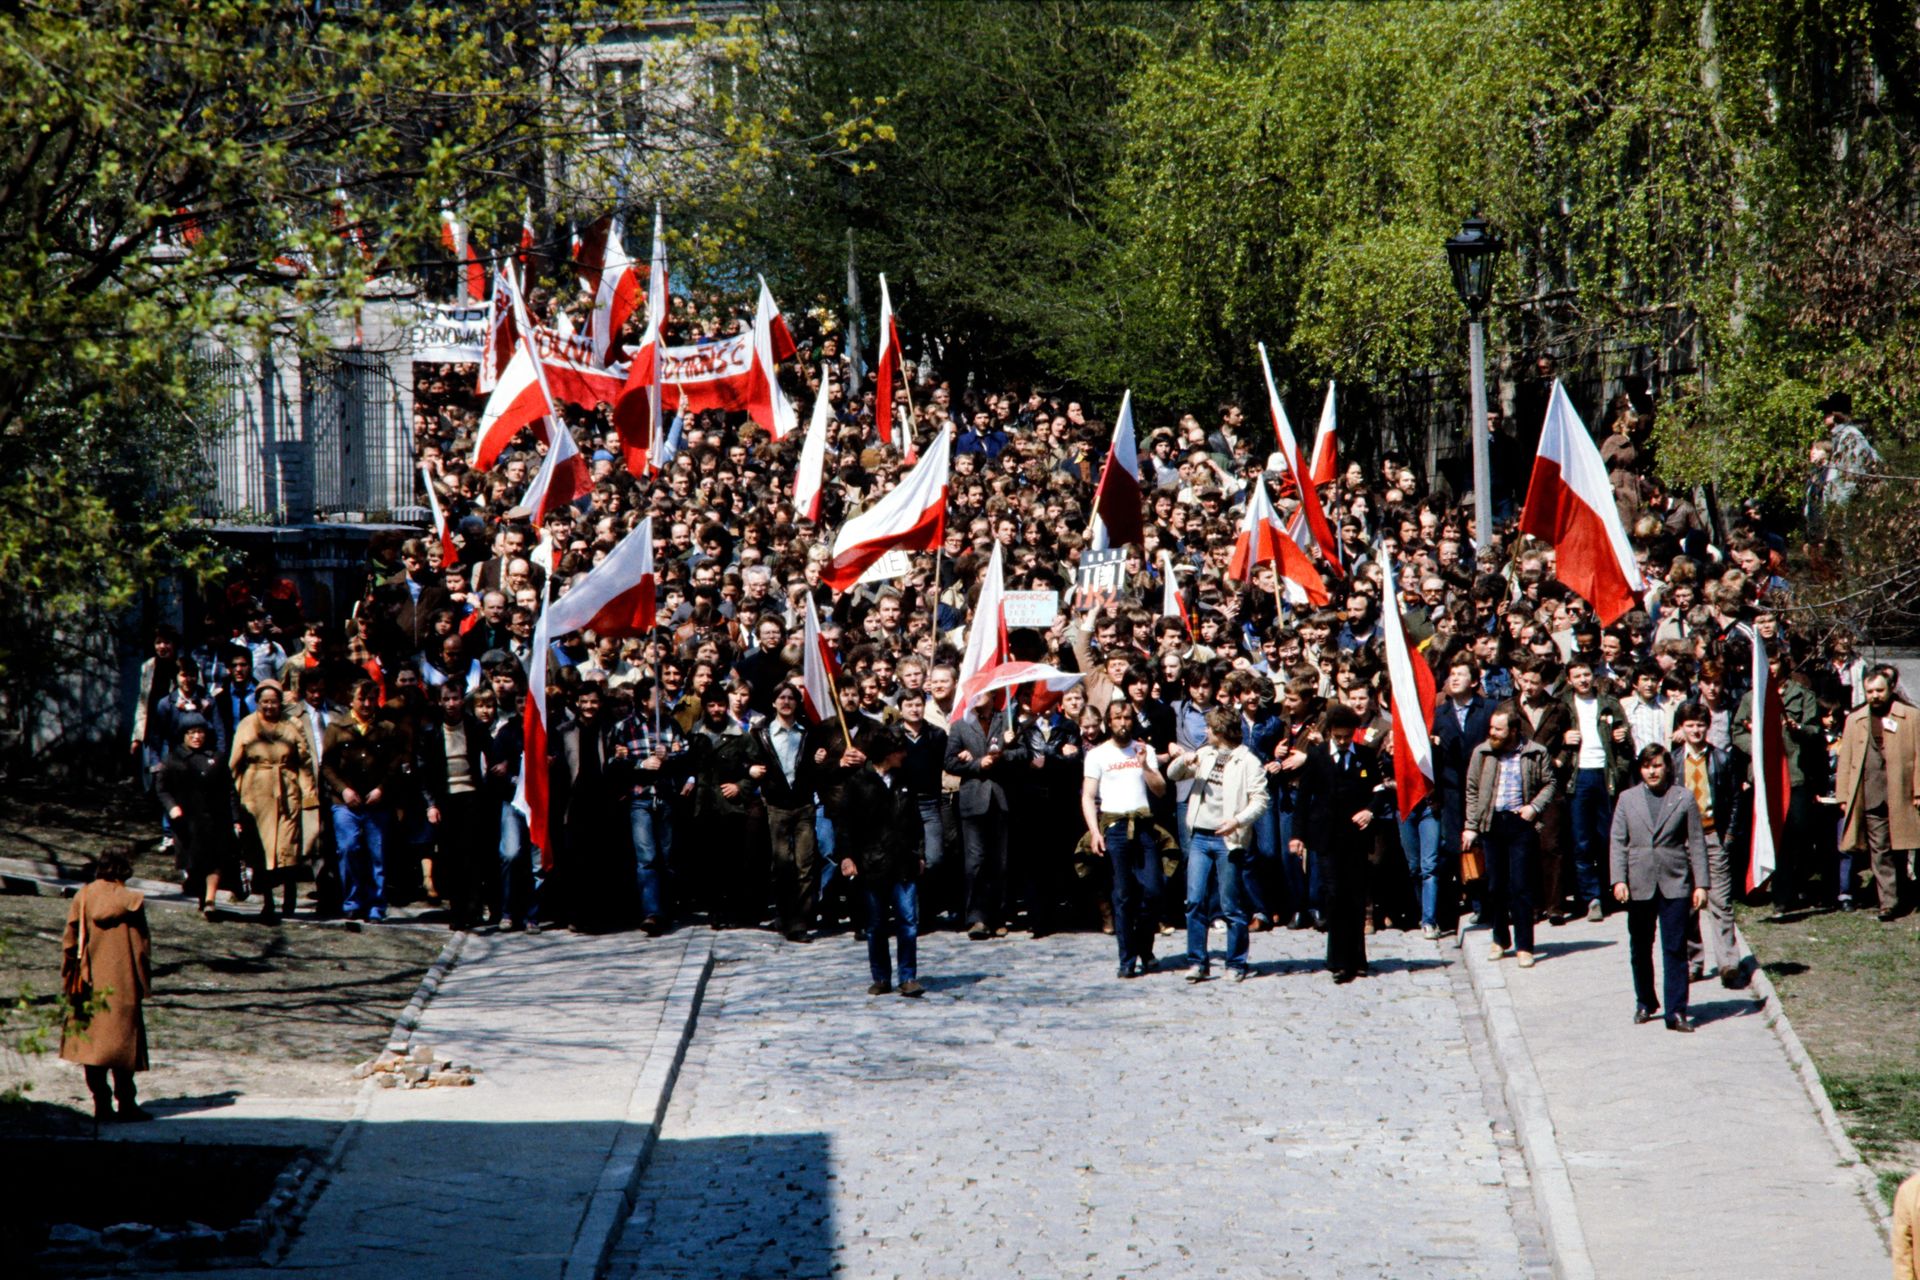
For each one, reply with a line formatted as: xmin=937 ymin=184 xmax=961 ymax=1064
xmin=194 ymin=342 xmax=268 ymax=519
xmin=303 ymin=350 xmax=411 ymax=519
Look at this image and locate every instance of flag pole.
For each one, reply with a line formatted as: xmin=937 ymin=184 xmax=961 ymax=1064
xmin=827 ymin=662 xmax=854 ymax=752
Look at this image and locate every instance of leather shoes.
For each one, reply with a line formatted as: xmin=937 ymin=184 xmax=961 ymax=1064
xmin=1117 ymin=960 xmax=1139 ymax=979
xmin=1332 ymin=971 xmax=1356 ymax=985
xmin=866 ymin=981 xmax=892 ymax=996
xmin=1720 ymin=968 xmax=1750 ymax=990
xmin=1248 ymin=916 xmax=1269 ymax=933
xmin=897 ymin=980 xmax=924 ymax=998
xmin=1288 ymin=912 xmax=1311 ymax=930
xmin=967 ymin=923 xmax=992 ymax=940
xmin=1665 ymin=1015 xmax=1697 ymax=1033
xmin=1633 ymin=1005 xmax=1659 ymax=1025
xmin=1877 ymin=908 xmax=1901 ymax=923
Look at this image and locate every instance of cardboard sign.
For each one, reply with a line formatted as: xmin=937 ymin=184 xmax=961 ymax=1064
xmin=855 ymin=548 xmax=912 ymax=586
xmin=1002 ymin=590 xmax=1060 ymax=629
xmin=1074 ymin=548 xmax=1129 ymax=609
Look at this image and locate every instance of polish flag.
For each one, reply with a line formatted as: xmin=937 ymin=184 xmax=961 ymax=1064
xmin=1307 ymin=380 xmax=1339 ymax=487
xmin=514 ymin=518 xmax=657 ymax=862
xmin=954 ymin=543 xmax=1010 ymax=723
xmin=1227 ymin=475 xmax=1330 ymax=606
xmin=579 ymin=213 xmax=641 ymax=364
xmin=521 ymin=418 xmax=592 ymax=524
xmin=1378 ymin=547 xmax=1437 ymax=819
xmin=477 ymin=266 xmax=518 ymax=393
xmin=471 ymin=341 xmax=550 ymax=470
xmin=1260 ymin=344 xmax=1340 ymax=571
xmin=793 ymin=363 xmax=834 ymax=522
xmin=954 ymin=659 xmax=1080 ymax=726
xmin=1746 ymin=630 xmax=1789 ymax=893
xmin=518 ymin=199 xmax=536 ymax=270
xmin=1089 ymin=391 xmax=1145 ymax=552
xmin=420 ymin=463 xmax=460 ymax=569
xmin=749 ymin=274 xmax=799 ymax=438
xmin=1160 ymin=552 xmax=1191 ymax=634
xmin=1519 ymin=380 xmax=1645 ymax=626
xmin=799 ymin=600 xmax=839 ymax=723
xmin=613 ymin=208 xmax=669 ymax=471
xmin=821 ymin=422 xmax=950 ymax=591
xmin=440 ymin=210 xmax=486 ymax=302
xmin=873 ymin=274 xmax=903 ymax=446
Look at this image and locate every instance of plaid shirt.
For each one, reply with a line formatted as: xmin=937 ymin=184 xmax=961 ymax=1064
xmin=1494 ymin=750 xmax=1528 ymax=812
xmin=615 ymin=714 xmax=689 ymax=800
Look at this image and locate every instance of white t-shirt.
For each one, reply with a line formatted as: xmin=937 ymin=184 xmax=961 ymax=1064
xmin=1572 ymin=695 xmax=1606 ymax=769
xmin=1085 ymin=738 xmax=1155 ymax=812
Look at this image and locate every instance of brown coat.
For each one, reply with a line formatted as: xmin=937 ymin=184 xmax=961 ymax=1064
xmin=58 ymin=880 xmax=152 ymax=1071
xmin=1835 ymin=702 xmax=1920 ymax=853
xmin=230 ymin=711 xmax=314 ymax=870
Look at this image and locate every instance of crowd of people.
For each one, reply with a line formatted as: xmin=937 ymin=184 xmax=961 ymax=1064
xmin=124 ymin=290 xmax=1917 ymax=1015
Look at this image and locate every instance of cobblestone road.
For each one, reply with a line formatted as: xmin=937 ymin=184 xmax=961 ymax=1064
xmin=612 ymin=926 xmax=1546 ymax=1279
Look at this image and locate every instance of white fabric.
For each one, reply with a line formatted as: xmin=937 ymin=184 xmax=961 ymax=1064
xmin=1573 ymin=695 xmax=1606 ymax=769
xmin=1084 ymin=739 xmax=1154 ymax=813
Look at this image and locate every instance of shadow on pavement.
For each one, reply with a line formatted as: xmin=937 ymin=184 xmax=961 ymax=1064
xmin=621 ymin=1131 xmax=835 ymax=1279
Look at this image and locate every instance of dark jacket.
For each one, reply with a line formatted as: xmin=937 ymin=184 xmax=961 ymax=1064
xmin=157 ymin=743 xmax=242 ymax=875
xmin=321 ymin=715 xmax=411 ymax=806
xmin=836 ymin=765 xmax=924 ymax=883
xmin=1432 ymin=693 xmax=1495 ymax=829
xmin=550 ymin=717 xmax=622 ymax=834
xmin=1672 ymin=742 xmax=1737 ymax=836
xmin=945 ymin=711 xmax=1031 ymax=817
xmin=1296 ymin=739 xmax=1391 ymax=853
xmin=746 ymin=718 xmax=822 ymax=809
xmin=417 ymin=712 xmax=489 ymax=807
xmin=688 ymin=720 xmax=756 ymax=818
xmin=899 ymin=721 xmax=949 ymax=800
xmin=1557 ymin=689 xmax=1633 ymax=795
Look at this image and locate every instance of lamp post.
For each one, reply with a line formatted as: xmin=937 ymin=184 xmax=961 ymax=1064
xmin=1445 ymin=211 xmax=1503 ymax=549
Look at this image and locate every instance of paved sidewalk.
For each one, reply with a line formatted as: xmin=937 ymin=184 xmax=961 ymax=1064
xmin=194 ymin=928 xmax=701 ymax=1280
xmin=1464 ymin=913 xmax=1887 ymax=1279
xmin=612 ymin=927 xmax=1546 ymax=1279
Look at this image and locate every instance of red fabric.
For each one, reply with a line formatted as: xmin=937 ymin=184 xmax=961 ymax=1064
xmin=820 ymin=495 xmax=945 ymax=592
xmin=1519 ymin=456 xmax=1641 ymax=626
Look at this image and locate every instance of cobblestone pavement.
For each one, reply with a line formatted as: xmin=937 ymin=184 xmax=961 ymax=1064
xmin=612 ymin=925 xmax=1547 ymax=1279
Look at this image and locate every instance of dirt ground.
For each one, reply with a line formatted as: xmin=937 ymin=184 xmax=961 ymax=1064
xmin=0 ymin=888 xmax=442 ymax=1133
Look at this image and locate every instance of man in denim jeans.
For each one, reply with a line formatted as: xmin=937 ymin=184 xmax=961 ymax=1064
xmin=836 ymin=728 xmax=926 ymax=998
xmin=1560 ymin=656 xmax=1630 ymax=922
xmin=1166 ymin=708 xmax=1269 ymax=982
xmin=1082 ymin=696 xmax=1169 ymax=979
xmin=614 ymin=699 xmax=692 ymax=936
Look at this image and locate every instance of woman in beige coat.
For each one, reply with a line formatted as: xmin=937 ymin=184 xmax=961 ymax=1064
xmin=59 ymin=851 xmax=153 ymax=1122
xmin=229 ymin=681 xmax=315 ymax=920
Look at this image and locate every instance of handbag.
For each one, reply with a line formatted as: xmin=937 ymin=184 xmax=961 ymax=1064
xmin=1459 ymin=844 xmax=1486 ymax=883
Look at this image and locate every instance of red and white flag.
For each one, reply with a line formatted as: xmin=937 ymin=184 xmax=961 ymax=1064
xmin=1089 ymin=391 xmax=1145 ymax=552
xmin=579 ymin=213 xmax=641 ymax=364
xmin=440 ymin=209 xmax=486 ymax=302
xmin=1227 ymin=475 xmax=1330 ymax=606
xmin=750 ymin=274 xmax=799 ymax=438
xmin=1379 ymin=547 xmax=1437 ymax=819
xmin=954 ymin=659 xmax=1079 ymax=726
xmin=1306 ymin=380 xmax=1339 ymax=488
xmin=515 ymin=517 xmax=657 ymax=862
xmin=521 ymin=418 xmax=592 ymax=524
xmin=1160 ymin=552 xmax=1191 ymax=635
xmin=799 ymin=599 xmax=838 ymax=723
xmin=1519 ymin=379 xmax=1646 ymax=626
xmin=1260 ymin=344 xmax=1340 ymax=571
xmin=518 ymin=198 xmax=536 ymax=271
xmin=955 ymin=543 xmax=1010 ymax=722
xmin=613 ymin=208 xmax=669 ymax=472
xmin=821 ymin=422 xmax=951 ymax=591
xmin=873 ymin=274 xmax=903 ymax=446
xmin=477 ymin=265 xmax=518 ymax=393
xmin=472 ymin=341 xmax=551 ymax=470
xmin=1746 ymin=630 xmax=1789 ymax=892
xmin=793 ymin=362 xmax=834 ymax=522
xmin=420 ymin=463 xmax=459 ymax=569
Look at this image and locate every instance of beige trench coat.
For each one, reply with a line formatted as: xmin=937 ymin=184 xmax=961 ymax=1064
xmin=230 ymin=712 xmax=314 ymax=870
xmin=1834 ymin=702 xmax=1920 ymax=852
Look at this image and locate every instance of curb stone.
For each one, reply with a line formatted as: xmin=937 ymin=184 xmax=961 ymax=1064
xmin=1734 ymin=923 xmax=1894 ymax=1243
xmin=562 ymin=930 xmax=716 ymax=1279
xmin=1458 ymin=927 xmax=1598 ymax=1280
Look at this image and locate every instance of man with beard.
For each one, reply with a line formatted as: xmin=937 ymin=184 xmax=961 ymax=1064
xmin=1835 ymin=670 xmax=1920 ymax=921
xmin=1082 ymin=696 xmax=1168 ymax=979
xmin=550 ymin=683 xmax=623 ymax=932
xmin=689 ymin=685 xmax=759 ymax=928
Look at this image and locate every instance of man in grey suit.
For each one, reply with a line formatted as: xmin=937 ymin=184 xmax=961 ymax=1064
xmin=1610 ymin=744 xmax=1710 ymax=1032
xmin=944 ymin=698 xmax=1030 ymax=939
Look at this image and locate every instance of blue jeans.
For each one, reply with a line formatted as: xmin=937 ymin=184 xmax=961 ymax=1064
xmin=629 ymin=796 xmax=672 ymax=921
xmin=1397 ymin=801 xmax=1442 ymax=927
xmin=815 ymin=805 xmax=839 ymax=897
xmin=1105 ymin=820 xmax=1164 ymax=963
xmin=334 ymin=803 xmax=391 ymax=918
xmin=1185 ymin=833 xmax=1249 ymax=972
xmin=863 ymin=881 xmax=919 ymax=985
xmin=1570 ymin=769 xmax=1613 ymax=908
xmin=1239 ymin=804 xmax=1280 ymax=922
xmin=498 ymin=800 xmax=539 ymax=926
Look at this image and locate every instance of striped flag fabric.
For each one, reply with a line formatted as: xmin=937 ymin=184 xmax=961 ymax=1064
xmin=420 ymin=463 xmax=459 ymax=569
xmin=954 ymin=543 xmax=1010 ymax=723
xmin=613 ymin=208 xmax=669 ymax=472
xmin=1746 ymin=630 xmax=1789 ymax=892
xmin=1519 ymin=379 xmax=1646 ymax=626
xmin=1260 ymin=344 xmax=1340 ymax=570
xmin=874 ymin=274 xmax=903 ymax=446
xmin=1226 ymin=475 xmax=1330 ymax=606
xmin=1089 ymin=391 xmax=1145 ymax=552
xmin=793 ymin=362 xmax=833 ymax=522
xmin=799 ymin=599 xmax=838 ymax=723
xmin=820 ymin=422 xmax=950 ymax=591
xmin=1160 ymin=552 xmax=1191 ymax=634
xmin=580 ymin=212 xmax=640 ymax=364
xmin=750 ymin=274 xmax=799 ymax=439
xmin=1378 ymin=546 xmax=1437 ymax=819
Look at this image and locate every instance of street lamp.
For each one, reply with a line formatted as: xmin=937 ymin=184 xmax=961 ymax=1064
xmin=1445 ymin=211 xmax=1503 ymax=549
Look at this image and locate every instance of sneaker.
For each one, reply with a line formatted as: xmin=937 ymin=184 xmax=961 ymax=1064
xmin=1586 ymin=899 xmax=1605 ymax=923
xmin=1231 ymin=967 xmax=1250 ymax=983
xmin=1420 ymin=923 xmax=1440 ymax=941
xmin=1487 ymin=942 xmax=1506 ymax=960
xmin=897 ymin=980 xmax=924 ymax=998
xmin=1185 ymin=968 xmax=1211 ymax=984
xmin=866 ymin=981 xmax=892 ymax=997
xmin=1516 ymin=951 xmax=1536 ymax=969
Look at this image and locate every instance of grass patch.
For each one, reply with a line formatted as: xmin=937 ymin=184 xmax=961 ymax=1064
xmin=1737 ymin=901 xmax=1920 ymax=1205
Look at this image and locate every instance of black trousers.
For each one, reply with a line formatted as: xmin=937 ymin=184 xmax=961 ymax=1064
xmin=434 ymin=791 xmax=489 ymax=929
xmin=1323 ymin=838 xmax=1369 ymax=975
xmin=765 ymin=802 xmax=819 ymax=936
xmin=962 ymin=807 xmax=1009 ymax=928
xmin=1627 ymin=892 xmax=1690 ymax=1017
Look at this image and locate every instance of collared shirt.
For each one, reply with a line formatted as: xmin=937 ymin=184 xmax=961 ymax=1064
xmin=1494 ymin=750 xmax=1527 ymax=812
xmin=767 ymin=717 xmax=806 ymax=786
xmin=615 ymin=714 xmax=687 ymax=798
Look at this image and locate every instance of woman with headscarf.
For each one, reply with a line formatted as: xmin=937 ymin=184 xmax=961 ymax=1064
xmin=60 ymin=850 xmax=154 ymax=1122
xmin=229 ymin=680 xmax=315 ymax=920
xmin=158 ymin=712 xmax=245 ymax=919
